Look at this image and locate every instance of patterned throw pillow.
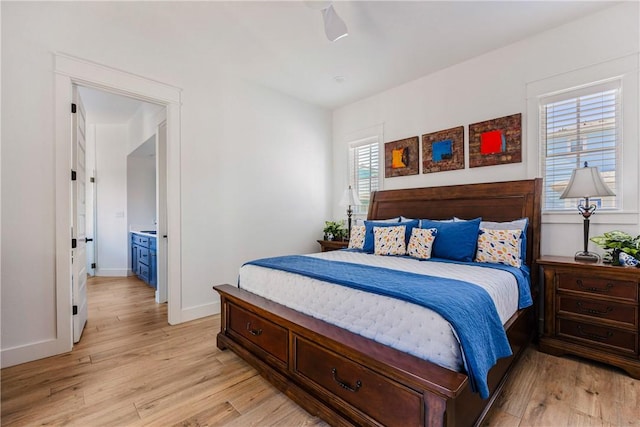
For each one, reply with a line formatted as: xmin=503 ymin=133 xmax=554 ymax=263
xmin=475 ymin=228 xmax=522 ymax=267
xmin=480 ymin=218 xmax=528 ymax=263
xmin=348 ymin=225 xmax=366 ymax=249
xmin=407 ymin=228 xmax=437 ymax=260
xmin=373 ymin=225 xmax=406 ymax=256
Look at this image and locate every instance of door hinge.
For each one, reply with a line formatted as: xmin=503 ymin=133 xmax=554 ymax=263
xmin=91 ymin=263 xmax=96 ymax=269
xmin=72 ymin=305 xmax=78 ymax=315
xmin=90 ymin=177 xmax=95 ymax=183
xmin=71 ymin=238 xmax=77 ymax=249
xmin=71 ymin=170 xmax=77 ymax=181
xmin=71 ymin=103 xmax=77 ymax=114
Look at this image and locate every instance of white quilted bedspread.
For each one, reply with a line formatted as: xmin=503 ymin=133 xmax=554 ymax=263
xmin=238 ymin=251 xmax=519 ymax=372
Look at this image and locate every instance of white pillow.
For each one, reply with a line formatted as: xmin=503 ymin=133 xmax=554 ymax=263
xmin=356 ymin=217 xmax=400 ymax=226
xmin=480 ymin=218 xmax=528 ymax=232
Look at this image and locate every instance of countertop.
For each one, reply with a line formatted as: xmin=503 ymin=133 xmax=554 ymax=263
xmin=131 ymin=230 xmax=157 ymax=238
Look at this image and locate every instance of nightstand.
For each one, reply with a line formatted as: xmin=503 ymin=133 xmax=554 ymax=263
xmin=538 ymin=256 xmax=640 ymax=378
xmin=317 ymin=240 xmax=348 ymax=252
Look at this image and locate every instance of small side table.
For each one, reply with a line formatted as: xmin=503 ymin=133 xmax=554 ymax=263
xmin=538 ymin=255 xmax=640 ymax=379
xmin=317 ymin=240 xmax=348 ymax=252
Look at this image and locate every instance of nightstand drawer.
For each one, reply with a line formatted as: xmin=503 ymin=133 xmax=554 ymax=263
xmin=558 ymin=318 xmax=637 ymax=355
xmin=558 ymin=295 xmax=637 ymax=328
xmin=557 ymin=273 xmax=637 ymax=302
xmin=317 ymin=240 xmax=349 ymax=252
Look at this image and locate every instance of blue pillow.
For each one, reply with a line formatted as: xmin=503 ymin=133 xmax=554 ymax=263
xmin=363 ymin=219 xmax=419 ymax=253
xmin=421 ymin=217 xmax=481 ymax=262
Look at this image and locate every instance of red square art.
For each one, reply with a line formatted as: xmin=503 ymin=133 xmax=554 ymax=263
xmin=480 ymin=130 xmax=504 ymax=154
xmin=469 ymin=113 xmax=521 ymax=168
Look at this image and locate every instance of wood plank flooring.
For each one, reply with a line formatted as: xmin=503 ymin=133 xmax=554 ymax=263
xmin=2 ymin=276 xmax=638 ymax=426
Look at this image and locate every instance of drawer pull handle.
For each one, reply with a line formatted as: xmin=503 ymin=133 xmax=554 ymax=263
xmin=331 ymin=368 xmax=362 ymax=393
xmin=576 ymin=279 xmax=613 ymax=293
xmin=577 ymin=325 xmax=613 ymax=341
xmin=576 ymin=302 xmax=613 ymax=315
xmin=245 ymin=322 xmax=262 ymax=336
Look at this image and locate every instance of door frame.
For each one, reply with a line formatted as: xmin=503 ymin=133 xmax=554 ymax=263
xmin=156 ymin=121 xmax=169 ymax=304
xmin=54 ymin=53 xmax=183 ymax=351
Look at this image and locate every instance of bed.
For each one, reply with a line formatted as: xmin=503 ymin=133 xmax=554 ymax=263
xmin=214 ymin=178 xmax=542 ymax=427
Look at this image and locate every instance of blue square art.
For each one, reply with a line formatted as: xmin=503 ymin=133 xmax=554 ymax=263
xmin=432 ymin=139 xmax=453 ymax=162
xmin=422 ymin=126 xmax=464 ymax=174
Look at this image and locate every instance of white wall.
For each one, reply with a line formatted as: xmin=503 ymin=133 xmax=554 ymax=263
xmin=94 ymin=124 xmax=129 ymax=276
xmin=1 ymin=2 xmax=331 ymax=366
xmin=127 ymin=133 xmax=158 ymax=231
xmin=332 ymin=2 xmax=640 ymax=258
xmin=128 ymin=104 xmax=165 ymax=155
xmin=127 ymin=142 xmax=157 ymax=236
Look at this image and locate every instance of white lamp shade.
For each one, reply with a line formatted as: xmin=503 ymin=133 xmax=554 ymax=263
xmin=321 ymin=5 xmax=348 ymax=42
xmin=339 ymin=186 xmax=362 ymax=207
xmin=559 ymin=163 xmax=615 ymax=199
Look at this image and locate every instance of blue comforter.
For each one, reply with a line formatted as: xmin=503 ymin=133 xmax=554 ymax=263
xmin=245 ymin=255 xmax=529 ymax=399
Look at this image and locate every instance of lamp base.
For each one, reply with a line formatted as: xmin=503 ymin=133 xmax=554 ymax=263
xmin=574 ymin=251 xmax=600 ymax=263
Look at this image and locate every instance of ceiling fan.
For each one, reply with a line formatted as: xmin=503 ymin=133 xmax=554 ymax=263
xmin=305 ymin=1 xmax=349 ymax=42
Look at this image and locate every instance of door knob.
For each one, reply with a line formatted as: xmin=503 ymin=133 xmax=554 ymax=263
xmin=85 ymin=237 xmax=94 ymax=242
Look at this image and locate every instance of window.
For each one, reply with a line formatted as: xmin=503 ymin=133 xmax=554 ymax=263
xmin=348 ymin=137 xmax=380 ymax=215
xmin=540 ymin=80 xmax=620 ymax=211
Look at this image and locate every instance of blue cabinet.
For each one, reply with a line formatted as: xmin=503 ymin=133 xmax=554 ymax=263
xmin=131 ymin=232 xmax=157 ymax=289
xmin=149 ymin=237 xmax=157 ymax=288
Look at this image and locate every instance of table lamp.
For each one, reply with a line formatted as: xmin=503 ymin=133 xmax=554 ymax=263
xmin=559 ymin=161 xmax=615 ymax=262
xmin=339 ymin=185 xmax=362 ymax=239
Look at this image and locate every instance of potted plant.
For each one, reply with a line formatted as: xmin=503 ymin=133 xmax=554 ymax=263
xmin=323 ymin=220 xmax=347 ymax=241
xmin=590 ymin=230 xmax=640 ymax=265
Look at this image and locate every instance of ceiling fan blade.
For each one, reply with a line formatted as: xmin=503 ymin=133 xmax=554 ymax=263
xmin=321 ymin=5 xmax=348 ymax=42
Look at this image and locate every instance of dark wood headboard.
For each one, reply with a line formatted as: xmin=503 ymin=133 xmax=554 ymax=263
xmin=368 ymin=179 xmax=542 ymax=284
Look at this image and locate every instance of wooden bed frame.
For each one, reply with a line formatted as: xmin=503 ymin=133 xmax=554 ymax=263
xmin=214 ymin=178 xmax=542 ymax=427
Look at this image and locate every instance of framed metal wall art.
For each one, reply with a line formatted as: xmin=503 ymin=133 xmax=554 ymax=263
xmin=422 ymin=126 xmax=465 ymax=174
xmin=468 ymin=113 xmax=522 ymax=168
xmin=384 ymin=136 xmax=419 ymax=177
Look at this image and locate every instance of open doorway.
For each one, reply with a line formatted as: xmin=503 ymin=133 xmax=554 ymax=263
xmin=54 ymin=54 xmax=183 ymax=357
xmin=78 ymin=86 xmax=168 ymax=308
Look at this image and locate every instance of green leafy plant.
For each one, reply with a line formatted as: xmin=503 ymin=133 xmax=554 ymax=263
xmin=590 ymin=231 xmax=640 ymax=265
xmin=323 ymin=220 xmax=347 ymax=241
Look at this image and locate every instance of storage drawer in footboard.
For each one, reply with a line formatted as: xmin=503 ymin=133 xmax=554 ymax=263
xmin=293 ymin=336 xmax=423 ymax=427
xmin=226 ymin=303 xmax=288 ymax=364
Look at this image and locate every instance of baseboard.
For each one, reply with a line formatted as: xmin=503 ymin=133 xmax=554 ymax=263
xmin=1 ymin=337 xmax=71 ymax=368
xmin=180 ymin=301 xmax=221 ymax=323
xmin=95 ymin=268 xmax=129 ymax=277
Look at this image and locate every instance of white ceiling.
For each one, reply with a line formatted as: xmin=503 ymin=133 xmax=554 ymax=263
xmin=76 ymin=1 xmax=620 ymax=119
xmin=77 ymin=86 xmax=158 ymax=124
xmin=202 ymin=0 xmax=618 ymax=109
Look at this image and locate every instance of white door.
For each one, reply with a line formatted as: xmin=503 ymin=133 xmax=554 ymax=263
xmin=72 ymin=85 xmax=88 ymax=343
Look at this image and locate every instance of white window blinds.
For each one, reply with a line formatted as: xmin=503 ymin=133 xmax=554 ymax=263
xmin=349 ymin=138 xmax=380 ymax=215
xmin=540 ymin=80 xmax=620 ymax=211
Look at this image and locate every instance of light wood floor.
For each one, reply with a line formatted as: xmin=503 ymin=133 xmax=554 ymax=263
xmin=1 ymin=276 xmax=638 ymax=426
